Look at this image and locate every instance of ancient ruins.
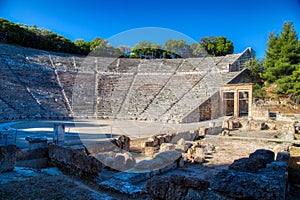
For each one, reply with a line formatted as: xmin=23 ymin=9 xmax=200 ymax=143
xmin=0 ymin=43 xmax=300 ymax=199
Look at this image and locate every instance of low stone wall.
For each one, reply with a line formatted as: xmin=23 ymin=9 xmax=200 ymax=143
xmin=252 ymin=105 xmax=270 ymax=121
xmin=16 ymin=148 xmax=49 ymax=169
xmin=146 ymin=149 xmax=289 ymax=200
xmin=0 ymin=145 xmax=17 ymax=173
xmin=48 ymin=143 xmax=102 ymax=176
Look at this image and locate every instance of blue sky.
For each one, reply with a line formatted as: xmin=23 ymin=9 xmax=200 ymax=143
xmin=1 ymin=0 xmax=300 ymax=58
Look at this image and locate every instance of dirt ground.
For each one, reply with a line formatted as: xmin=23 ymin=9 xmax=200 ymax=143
xmin=0 ymin=168 xmax=123 ymax=200
xmin=202 ymin=136 xmax=288 ymax=169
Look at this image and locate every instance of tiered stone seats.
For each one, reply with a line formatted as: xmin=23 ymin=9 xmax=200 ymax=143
xmin=139 ymin=73 xmax=203 ymax=120
xmin=72 ymin=72 xmax=96 ymax=118
xmin=157 ymin=59 xmax=182 ymax=73
xmin=98 ymin=74 xmax=134 ymax=118
xmin=0 ymin=43 xmax=254 ymax=122
xmin=177 ymin=59 xmax=196 ymax=72
xmin=138 ymin=60 xmax=163 ymax=73
xmin=192 ymin=57 xmax=223 ymax=71
xmin=8 ymin=59 xmax=69 ymax=118
xmin=118 ymin=59 xmax=140 ymax=73
xmin=0 ymin=98 xmax=18 ymax=120
xmin=216 ymin=54 xmax=242 ymax=72
xmin=119 ymin=74 xmax=171 ymax=119
xmin=57 ymin=71 xmax=78 ymax=107
xmin=0 ymin=59 xmax=45 ymax=118
xmin=160 ymin=67 xmax=229 ymax=122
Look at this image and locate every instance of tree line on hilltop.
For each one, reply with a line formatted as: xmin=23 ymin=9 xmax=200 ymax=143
xmin=0 ymin=18 xmax=233 ymax=58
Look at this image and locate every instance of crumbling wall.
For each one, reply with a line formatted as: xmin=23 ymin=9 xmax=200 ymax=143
xmin=252 ymin=105 xmax=270 ymax=121
xmin=16 ymin=148 xmax=49 ymax=169
xmin=48 ymin=143 xmax=102 ymax=176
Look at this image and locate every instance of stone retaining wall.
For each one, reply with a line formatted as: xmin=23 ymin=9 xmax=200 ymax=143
xmin=48 ymin=143 xmax=102 ymax=176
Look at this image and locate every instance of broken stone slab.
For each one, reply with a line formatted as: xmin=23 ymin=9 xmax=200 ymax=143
xmin=159 ymin=143 xmax=175 ymax=152
xmin=110 ymin=152 xmax=136 ymax=171
xmin=171 ymin=130 xmax=198 ymax=143
xmin=25 ymin=136 xmax=48 ymax=143
xmin=135 ymin=150 xmax=182 ymax=172
xmin=85 ymin=141 xmax=120 ymax=154
xmin=229 ymin=149 xmax=275 ymax=173
xmin=211 ymin=169 xmax=286 ymax=200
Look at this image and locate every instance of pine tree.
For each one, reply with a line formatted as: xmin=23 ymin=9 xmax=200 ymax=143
xmin=262 ymin=22 xmax=300 ymax=99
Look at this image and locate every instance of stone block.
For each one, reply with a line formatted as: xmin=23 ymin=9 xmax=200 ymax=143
xmin=135 ymin=150 xmax=182 ymax=172
xmin=48 ymin=144 xmax=102 ymax=176
xmin=86 ymin=141 xmax=119 ymax=154
xmin=25 ymin=136 xmax=48 ymax=150
xmin=211 ymin=170 xmax=286 ymax=200
xmin=229 ymin=149 xmax=274 ymax=173
xmin=177 ymin=138 xmax=185 ymax=146
xmin=111 ymin=152 xmax=136 ymax=171
xmin=143 ymin=146 xmax=157 ymax=157
xmin=159 ymin=143 xmax=175 ymax=152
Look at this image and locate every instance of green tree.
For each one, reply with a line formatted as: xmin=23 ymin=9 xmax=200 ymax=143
xmin=89 ymin=38 xmax=118 ymax=57
xmin=133 ymin=41 xmax=161 ymax=50
xmin=291 ymin=67 xmax=300 ymax=99
xmin=190 ymin=42 xmax=207 ymax=57
xmin=243 ymin=58 xmax=264 ymax=84
xmin=74 ymin=39 xmax=90 ymax=55
xmin=132 ymin=41 xmax=162 ymax=58
xmin=261 ymin=22 xmax=300 ymax=101
xmin=199 ymin=36 xmax=233 ymax=56
xmin=263 ymin=22 xmax=300 ymax=83
xmin=163 ymin=39 xmax=191 ymax=58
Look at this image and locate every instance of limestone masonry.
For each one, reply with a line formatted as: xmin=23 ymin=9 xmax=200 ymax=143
xmin=0 ymin=43 xmax=254 ymax=123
